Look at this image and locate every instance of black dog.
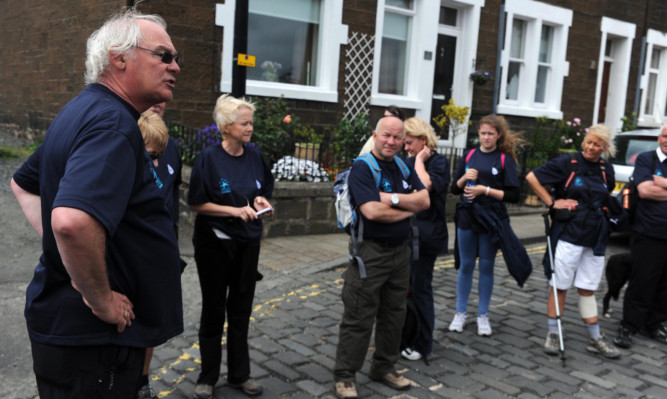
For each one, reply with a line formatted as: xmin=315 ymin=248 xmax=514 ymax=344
xmin=603 ymin=253 xmax=633 ymax=318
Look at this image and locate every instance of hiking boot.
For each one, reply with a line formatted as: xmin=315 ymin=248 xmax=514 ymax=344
xmin=613 ymin=325 xmax=633 ymax=349
xmin=448 ymin=313 xmax=467 ymax=332
xmin=136 ymin=384 xmax=157 ymax=399
xmin=193 ymin=384 xmax=213 ymax=399
xmin=544 ymin=332 xmax=560 ymax=356
xmin=400 ymin=347 xmax=423 ymax=361
xmin=371 ymin=371 xmax=412 ymax=391
xmin=334 ymin=381 xmax=358 ymax=398
xmin=586 ymin=335 xmax=620 ymax=359
xmin=229 ymin=378 xmax=263 ymax=396
xmin=477 ymin=314 xmax=492 ymax=336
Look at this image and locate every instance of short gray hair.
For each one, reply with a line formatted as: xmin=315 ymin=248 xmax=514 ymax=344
xmin=84 ymin=8 xmax=167 ymax=84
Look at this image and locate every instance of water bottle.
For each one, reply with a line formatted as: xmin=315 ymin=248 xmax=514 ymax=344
xmin=465 ymin=166 xmax=476 ymax=204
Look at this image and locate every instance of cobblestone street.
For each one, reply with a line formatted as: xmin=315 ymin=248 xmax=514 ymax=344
xmin=146 ymin=242 xmax=665 ymax=399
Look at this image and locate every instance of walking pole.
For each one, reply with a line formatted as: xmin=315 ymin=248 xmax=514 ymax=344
xmin=543 ymin=212 xmax=566 ymax=366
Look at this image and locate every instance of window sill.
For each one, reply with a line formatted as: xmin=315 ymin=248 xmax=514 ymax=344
xmin=497 ymin=104 xmax=563 ymax=120
xmin=221 ymin=81 xmax=338 ymax=103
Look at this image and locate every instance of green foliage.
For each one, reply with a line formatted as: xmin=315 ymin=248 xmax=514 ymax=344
xmin=249 ymin=96 xmax=301 ymax=164
xmin=0 ymin=147 xmax=19 ymax=158
xmin=621 ymin=111 xmax=637 ymax=132
xmin=331 ymin=113 xmax=369 ymax=169
xmin=293 ymin=125 xmax=323 ymax=144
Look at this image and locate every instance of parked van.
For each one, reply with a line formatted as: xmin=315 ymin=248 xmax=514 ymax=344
xmin=608 ymin=128 xmax=661 ymax=196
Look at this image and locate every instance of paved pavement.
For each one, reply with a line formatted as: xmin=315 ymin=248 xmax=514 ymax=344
xmin=143 ymin=210 xmax=667 ymax=399
xmin=4 ymin=200 xmax=666 ymax=398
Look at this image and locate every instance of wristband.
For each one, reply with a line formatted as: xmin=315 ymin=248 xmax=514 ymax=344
xmin=486 ymin=186 xmax=490 ymax=196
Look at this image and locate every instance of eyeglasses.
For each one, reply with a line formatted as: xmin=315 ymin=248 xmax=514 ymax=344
xmin=134 ymin=46 xmax=180 ymax=65
xmin=149 ymin=151 xmax=164 ymax=160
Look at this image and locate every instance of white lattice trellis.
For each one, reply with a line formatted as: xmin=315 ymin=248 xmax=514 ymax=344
xmin=344 ymin=31 xmax=375 ymax=121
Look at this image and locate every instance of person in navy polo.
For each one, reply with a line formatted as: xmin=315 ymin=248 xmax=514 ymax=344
xmin=526 ymin=124 xmax=619 ymax=359
xmin=333 ymin=115 xmax=430 ymax=399
xmin=615 ymin=124 xmax=667 ymax=349
xmin=10 ymin=8 xmax=183 ymax=398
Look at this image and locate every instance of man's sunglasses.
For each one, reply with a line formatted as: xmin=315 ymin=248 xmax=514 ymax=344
xmin=134 ymin=46 xmax=180 ymax=65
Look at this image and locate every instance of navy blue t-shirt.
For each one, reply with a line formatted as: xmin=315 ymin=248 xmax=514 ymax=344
xmin=632 ymin=149 xmax=667 ymax=240
xmin=532 ymin=151 xmax=615 ymax=247
xmin=406 ymin=152 xmax=450 ymax=255
xmin=153 ymin=137 xmax=182 ymax=231
xmin=453 ymin=148 xmax=519 ymax=230
xmin=349 ymin=153 xmax=425 ymax=243
xmin=188 ymin=143 xmax=274 ymax=243
xmin=12 ymin=84 xmax=183 ymax=347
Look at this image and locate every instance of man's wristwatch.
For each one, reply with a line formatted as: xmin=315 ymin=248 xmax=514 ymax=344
xmin=391 ymin=193 xmax=400 ymax=206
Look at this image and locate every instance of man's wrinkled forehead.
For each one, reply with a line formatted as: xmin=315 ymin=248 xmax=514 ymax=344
xmin=377 ymin=118 xmax=405 ymax=137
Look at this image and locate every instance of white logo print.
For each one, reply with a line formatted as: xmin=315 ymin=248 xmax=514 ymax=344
xmin=167 ymin=164 xmax=174 ymax=175
xmin=256 ymin=180 xmax=261 ymax=189
xmin=492 ymin=167 xmax=499 ymax=176
xmin=403 ymin=180 xmax=409 ymax=189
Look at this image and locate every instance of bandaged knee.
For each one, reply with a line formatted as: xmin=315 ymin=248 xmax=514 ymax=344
xmin=578 ymin=295 xmax=597 ymax=319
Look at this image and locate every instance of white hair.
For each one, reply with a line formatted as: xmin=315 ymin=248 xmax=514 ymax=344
xmin=84 ymin=8 xmax=167 ymax=84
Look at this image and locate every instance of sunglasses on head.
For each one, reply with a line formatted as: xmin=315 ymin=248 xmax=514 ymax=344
xmin=134 ymin=46 xmax=180 ymax=65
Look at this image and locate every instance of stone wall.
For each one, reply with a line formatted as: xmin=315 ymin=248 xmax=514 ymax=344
xmin=179 ymin=166 xmax=341 ymax=238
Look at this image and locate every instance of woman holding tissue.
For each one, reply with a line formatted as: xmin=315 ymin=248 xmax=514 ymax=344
xmin=189 ymin=94 xmax=274 ymax=399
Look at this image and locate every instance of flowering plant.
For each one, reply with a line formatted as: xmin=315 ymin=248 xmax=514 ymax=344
xmin=470 ymin=70 xmax=493 ymax=84
xmin=432 ymin=98 xmax=470 ymax=149
xmin=261 ymin=61 xmax=282 ymax=81
xmin=271 ymin=156 xmax=332 ymax=182
xmin=556 ymin=117 xmax=586 ymax=151
xmin=172 ymin=124 xmax=222 ymax=165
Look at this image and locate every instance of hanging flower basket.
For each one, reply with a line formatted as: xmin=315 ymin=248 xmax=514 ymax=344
xmin=470 ymin=70 xmax=493 ymax=85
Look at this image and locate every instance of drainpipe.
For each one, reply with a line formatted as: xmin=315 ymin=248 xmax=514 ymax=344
xmin=633 ymin=37 xmax=646 ymax=126
xmin=492 ymin=3 xmax=505 ymax=114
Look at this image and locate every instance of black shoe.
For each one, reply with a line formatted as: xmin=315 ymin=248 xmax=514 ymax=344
xmin=649 ymin=324 xmax=667 ymax=344
xmin=613 ymin=325 xmax=633 ymax=349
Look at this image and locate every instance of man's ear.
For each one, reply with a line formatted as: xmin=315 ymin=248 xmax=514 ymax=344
xmin=108 ymin=49 xmax=126 ymax=70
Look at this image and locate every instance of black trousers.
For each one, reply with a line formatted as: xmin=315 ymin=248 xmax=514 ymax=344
xmin=622 ymin=233 xmax=667 ymax=332
xmin=194 ymin=221 xmax=260 ymax=386
xmin=31 ymin=340 xmax=145 ymax=399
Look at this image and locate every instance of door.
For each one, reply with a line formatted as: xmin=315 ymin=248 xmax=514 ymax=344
xmin=430 ymin=34 xmax=457 ymax=140
xmin=598 ymin=61 xmax=611 ymax=124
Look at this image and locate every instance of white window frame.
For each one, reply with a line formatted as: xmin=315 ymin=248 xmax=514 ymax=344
xmin=370 ymin=0 xmax=440 ymax=111
xmin=215 ymin=0 xmax=348 ymax=103
xmin=638 ymin=29 xmax=667 ymax=127
xmin=498 ymin=0 xmax=572 ymax=119
xmin=593 ymin=17 xmax=635 ymax=134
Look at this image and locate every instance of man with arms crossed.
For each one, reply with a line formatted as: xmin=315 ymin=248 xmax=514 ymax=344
xmin=333 ymin=115 xmax=430 ymax=398
xmin=11 ymin=8 xmax=183 ymax=398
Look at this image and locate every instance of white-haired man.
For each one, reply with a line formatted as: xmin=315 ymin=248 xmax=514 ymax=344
xmin=11 ymin=8 xmax=182 ymax=398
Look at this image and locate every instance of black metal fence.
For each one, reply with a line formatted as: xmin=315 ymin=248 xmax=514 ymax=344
xmin=167 ymin=120 xmax=541 ymax=205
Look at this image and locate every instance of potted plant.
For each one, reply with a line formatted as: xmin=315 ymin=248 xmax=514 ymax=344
xmin=469 ymin=70 xmax=493 ymax=85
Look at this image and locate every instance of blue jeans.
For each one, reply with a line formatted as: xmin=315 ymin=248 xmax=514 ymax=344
xmin=456 ymin=228 xmax=497 ymax=316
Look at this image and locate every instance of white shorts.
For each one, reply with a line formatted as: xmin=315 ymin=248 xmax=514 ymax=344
xmin=551 ymin=240 xmax=604 ymax=291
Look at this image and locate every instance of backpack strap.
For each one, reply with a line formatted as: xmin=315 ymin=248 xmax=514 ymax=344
xmin=563 ymin=152 xmax=579 ymax=191
xmin=465 ymin=148 xmax=476 ymax=164
xmin=355 ymin=153 xmax=382 ymax=188
xmin=394 ymin=155 xmax=411 ymax=180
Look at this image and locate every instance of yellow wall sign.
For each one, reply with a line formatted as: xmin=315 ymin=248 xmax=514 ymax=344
xmin=237 ymin=54 xmax=256 ymax=67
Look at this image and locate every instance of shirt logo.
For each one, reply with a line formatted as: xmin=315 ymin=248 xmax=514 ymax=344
xmin=168 ymin=164 xmax=174 ymax=175
xmin=402 ymin=180 xmax=408 ymax=189
xmin=574 ymin=177 xmax=583 ymax=187
xmin=381 ymin=178 xmax=393 ymax=193
xmin=655 ymin=168 xmax=663 ymax=176
xmin=149 ymin=164 xmax=163 ymax=189
xmin=256 ymin=179 xmax=261 ymax=189
xmin=492 ymin=167 xmax=499 ymax=175
xmin=219 ymin=178 xmax=231 ymax=194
